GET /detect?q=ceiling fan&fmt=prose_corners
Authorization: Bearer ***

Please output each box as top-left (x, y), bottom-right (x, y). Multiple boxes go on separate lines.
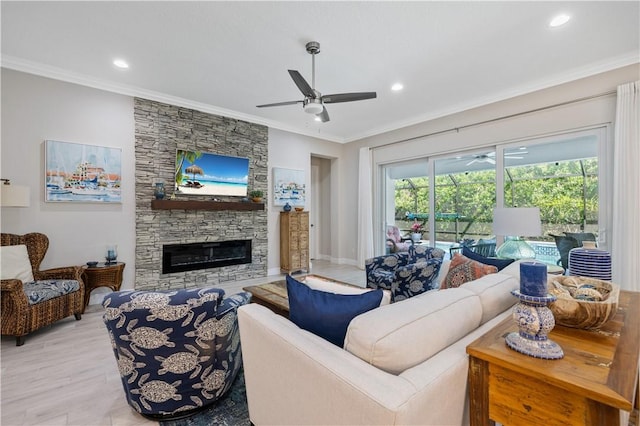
top-left (256, 41), bottom-right (377, 123)
top-left (466, 150), bottom-right (528, 166)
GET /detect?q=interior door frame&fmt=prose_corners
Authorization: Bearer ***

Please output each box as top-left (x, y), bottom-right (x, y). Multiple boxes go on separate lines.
top-left (310, 163), bottom-right (320, 259)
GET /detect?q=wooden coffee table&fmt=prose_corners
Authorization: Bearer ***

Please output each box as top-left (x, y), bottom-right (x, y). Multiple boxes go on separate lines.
top-left (243, 275), bottom-right (355, 317)
top-left (466, 290), bottom-right (639, 426)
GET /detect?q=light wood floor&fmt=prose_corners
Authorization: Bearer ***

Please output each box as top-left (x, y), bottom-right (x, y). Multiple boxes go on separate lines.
top-left (0, 260), bottom-right (365, 426)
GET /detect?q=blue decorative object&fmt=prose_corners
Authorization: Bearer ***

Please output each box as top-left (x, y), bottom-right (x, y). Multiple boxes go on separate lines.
top-left (105, 245), bottom-right (118, 264)
top-left (519, 261), bottom-right (547, 297)
top-left (505, 290), bottom-right (564, 360)
top-left (102, 287), bottom-right (251, 419)
top-left (283, 202), bottom-right (292, 212)
top-left (154, 182), bottom-right (166, 200)
top-left (568, 247), bottom-right (612, 281)
top-left (286, 275), bottom-right (382, 347)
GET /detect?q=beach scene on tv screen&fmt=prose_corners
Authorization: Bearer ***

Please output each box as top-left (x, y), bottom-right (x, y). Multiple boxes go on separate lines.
top-left (175, 150), bottom-right (249, 197)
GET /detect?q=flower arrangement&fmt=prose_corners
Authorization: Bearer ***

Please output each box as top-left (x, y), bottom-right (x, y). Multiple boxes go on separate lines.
top-left (411, 222), bottom-right (424, 233)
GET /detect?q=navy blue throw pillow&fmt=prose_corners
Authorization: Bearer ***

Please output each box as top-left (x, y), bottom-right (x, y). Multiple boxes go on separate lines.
top-left (286, 275), bottom-right (383, 347)
top-left (462, 246), bottom-right (514, 271)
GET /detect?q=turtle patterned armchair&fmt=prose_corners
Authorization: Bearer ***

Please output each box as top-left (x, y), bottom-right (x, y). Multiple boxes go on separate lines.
top-left (102, 288), bottom-right (251, 419)
top-left (1, 232), bottom-right (84, 346)
top-left (366, 245), bottom-right (445, 301)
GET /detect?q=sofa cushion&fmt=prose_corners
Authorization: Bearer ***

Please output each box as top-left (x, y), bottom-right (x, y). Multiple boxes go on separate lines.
top-left (286, 275), bottom-right (383, 347)
top-left (442, 254), bottom-right (498, 289)
top-left (0, 244), bottom-right (34, 283)
top-left (301, 275), bottom-right (391, 306)
top-left (24, 279), bottom-right (80, 305)
top-left (462, 246), bottom-right (514, 271)
top-left (460, 273), bottom-right (519, 324)
top-left (344, 287), bottom-right (482, 374)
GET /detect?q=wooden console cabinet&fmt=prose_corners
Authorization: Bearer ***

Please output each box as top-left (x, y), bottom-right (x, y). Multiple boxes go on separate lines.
top-left (280, 211), bottom-right (309, 274)
top-left (467, 290), bottom-right (639, 426)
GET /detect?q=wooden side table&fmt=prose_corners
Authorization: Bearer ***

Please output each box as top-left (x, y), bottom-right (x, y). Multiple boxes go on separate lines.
top-left (466, 290), bottom-right (639, 426)
top-left (81, 262), bottom-right (125, 312)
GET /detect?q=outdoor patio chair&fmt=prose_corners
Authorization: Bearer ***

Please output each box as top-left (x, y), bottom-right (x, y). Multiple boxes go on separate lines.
top-left (386, 225), bottom-right (413, 253)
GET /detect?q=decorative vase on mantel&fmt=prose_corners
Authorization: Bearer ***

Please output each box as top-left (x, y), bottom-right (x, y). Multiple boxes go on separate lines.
top-left (154, 182), bottom-right (166, 200)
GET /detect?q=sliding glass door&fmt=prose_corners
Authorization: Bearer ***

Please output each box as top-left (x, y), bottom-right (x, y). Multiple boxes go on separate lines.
top-left (375, 127), bottom-right (606, 265)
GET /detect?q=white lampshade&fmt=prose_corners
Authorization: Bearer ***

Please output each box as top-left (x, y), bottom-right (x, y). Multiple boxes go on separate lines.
top-left (1, 184), bottom-right (31, 207)
top-left (492, 207), bottom-right (541, 237)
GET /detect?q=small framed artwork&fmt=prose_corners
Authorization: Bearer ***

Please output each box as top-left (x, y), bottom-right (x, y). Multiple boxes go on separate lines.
top-left (44, 140), bottom-right (122, 203)
top-left (273, 167), bottom-right (305, 206)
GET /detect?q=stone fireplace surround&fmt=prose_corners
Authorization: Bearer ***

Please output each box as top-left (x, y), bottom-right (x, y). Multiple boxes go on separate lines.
top-left (134, 98), bottom-right (268, 291)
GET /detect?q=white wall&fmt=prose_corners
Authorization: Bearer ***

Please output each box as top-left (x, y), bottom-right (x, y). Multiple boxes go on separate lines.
top-left (339, 64), bottom-right (640, 270)
top-left (1, 69), bottom-right (136, 304)
top-left (266, 128), bottom-right (343, 274)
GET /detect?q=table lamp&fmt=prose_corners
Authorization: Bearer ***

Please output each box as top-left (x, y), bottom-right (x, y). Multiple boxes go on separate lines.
top-left (1, 179), bottom-right (30, 207)
top-left (492, 207), bottom-right (541, 259)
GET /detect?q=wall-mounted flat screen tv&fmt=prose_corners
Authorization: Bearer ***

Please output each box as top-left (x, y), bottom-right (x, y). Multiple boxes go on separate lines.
top-left (175, 150), bottom-right (249, 197)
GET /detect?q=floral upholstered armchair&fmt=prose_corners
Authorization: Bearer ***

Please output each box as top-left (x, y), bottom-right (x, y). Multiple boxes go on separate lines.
top-left (102, 287), bottom-right (251, 419)
top-left (1, 232), bottom-right (84, 346)
top-left (365, 245), bottom-right (445, 301)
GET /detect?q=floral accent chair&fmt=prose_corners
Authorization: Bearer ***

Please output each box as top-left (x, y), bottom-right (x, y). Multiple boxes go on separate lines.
top-left (1, 232), bottom-right (84, 346)
top-left (365, 245), bottom-right (445, 302)
top-left (102, 288), bottom-right (251, 419)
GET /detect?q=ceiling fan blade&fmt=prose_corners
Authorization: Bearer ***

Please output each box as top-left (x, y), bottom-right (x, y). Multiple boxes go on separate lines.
top-left (288, 70), bottom-right (315, 98)
top-left (322, 92), bottom-right (377, 104)
top-left (317, 107), bottom-right (330, 123)
top-left (256, 100), bottom-right (303, 108)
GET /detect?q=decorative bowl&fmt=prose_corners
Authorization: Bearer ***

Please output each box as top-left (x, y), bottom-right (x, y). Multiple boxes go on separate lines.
top-left (547, 276), bottom-right (619, 329)
top-left (86, 261), bottom-right (99, 268)
top-left (294, 207), bottom-right (304, 212)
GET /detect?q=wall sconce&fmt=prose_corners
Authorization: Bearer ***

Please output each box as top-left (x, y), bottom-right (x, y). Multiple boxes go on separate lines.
top-left (1, 179), bottom-right (31, 207)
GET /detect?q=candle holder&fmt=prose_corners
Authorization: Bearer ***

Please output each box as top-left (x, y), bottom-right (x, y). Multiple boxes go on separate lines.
top-left (105, 245), bottom-right (118, 264)
top-left (505, 290), bottom-right (564, 359)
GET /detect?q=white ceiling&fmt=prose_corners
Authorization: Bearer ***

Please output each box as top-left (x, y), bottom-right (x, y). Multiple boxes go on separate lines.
top-left (2, 1), bottom-right (638, 143)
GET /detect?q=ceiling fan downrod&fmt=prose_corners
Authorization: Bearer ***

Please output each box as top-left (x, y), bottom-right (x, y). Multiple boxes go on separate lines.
top-left (306, 41), bottom-right (320, 90)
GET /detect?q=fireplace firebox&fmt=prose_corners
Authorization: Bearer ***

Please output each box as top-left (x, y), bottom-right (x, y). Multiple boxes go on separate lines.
top-left (162, 240), bottom-right (252, 274)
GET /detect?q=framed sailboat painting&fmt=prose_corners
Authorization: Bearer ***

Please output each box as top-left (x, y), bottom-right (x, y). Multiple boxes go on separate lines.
top-left (44, 140), bottom-right (122, 203)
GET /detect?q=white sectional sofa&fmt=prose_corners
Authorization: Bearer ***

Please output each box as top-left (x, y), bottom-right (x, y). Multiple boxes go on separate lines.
top-left (238, 261), bottom-right (524, 425)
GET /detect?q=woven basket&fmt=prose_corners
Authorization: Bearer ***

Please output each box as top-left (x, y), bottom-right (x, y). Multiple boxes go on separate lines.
top-left (548, 276), bottom-right (619, 329)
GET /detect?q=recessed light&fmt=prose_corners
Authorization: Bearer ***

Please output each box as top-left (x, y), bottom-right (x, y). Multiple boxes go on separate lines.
top-left (391, 83), bottom-right (403, 91)
top-left (113, 59), bottom-right (129, 69)
top-left (314, 117), bottom-right (321, 122)
top-left (549, 14), bottom-right (570, 27)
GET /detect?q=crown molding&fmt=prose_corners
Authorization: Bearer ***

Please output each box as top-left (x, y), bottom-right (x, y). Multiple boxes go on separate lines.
top-left (1, 55), bottom-right (345, 143)
top-left (343, 52), bottom-right (639, 143)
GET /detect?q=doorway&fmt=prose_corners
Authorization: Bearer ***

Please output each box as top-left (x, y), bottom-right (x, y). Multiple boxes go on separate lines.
top-left (310, 156), bottom-right (332, 261)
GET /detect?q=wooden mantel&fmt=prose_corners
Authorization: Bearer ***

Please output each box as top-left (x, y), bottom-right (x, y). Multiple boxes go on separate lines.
top-left (151, 199), bottom-right (264, 211)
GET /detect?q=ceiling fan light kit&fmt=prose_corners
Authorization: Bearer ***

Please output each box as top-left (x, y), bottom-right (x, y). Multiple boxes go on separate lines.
top-left (303, 98), bottom-right (324, 114)
top-left (256, 41), bottom-right (377, 123)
